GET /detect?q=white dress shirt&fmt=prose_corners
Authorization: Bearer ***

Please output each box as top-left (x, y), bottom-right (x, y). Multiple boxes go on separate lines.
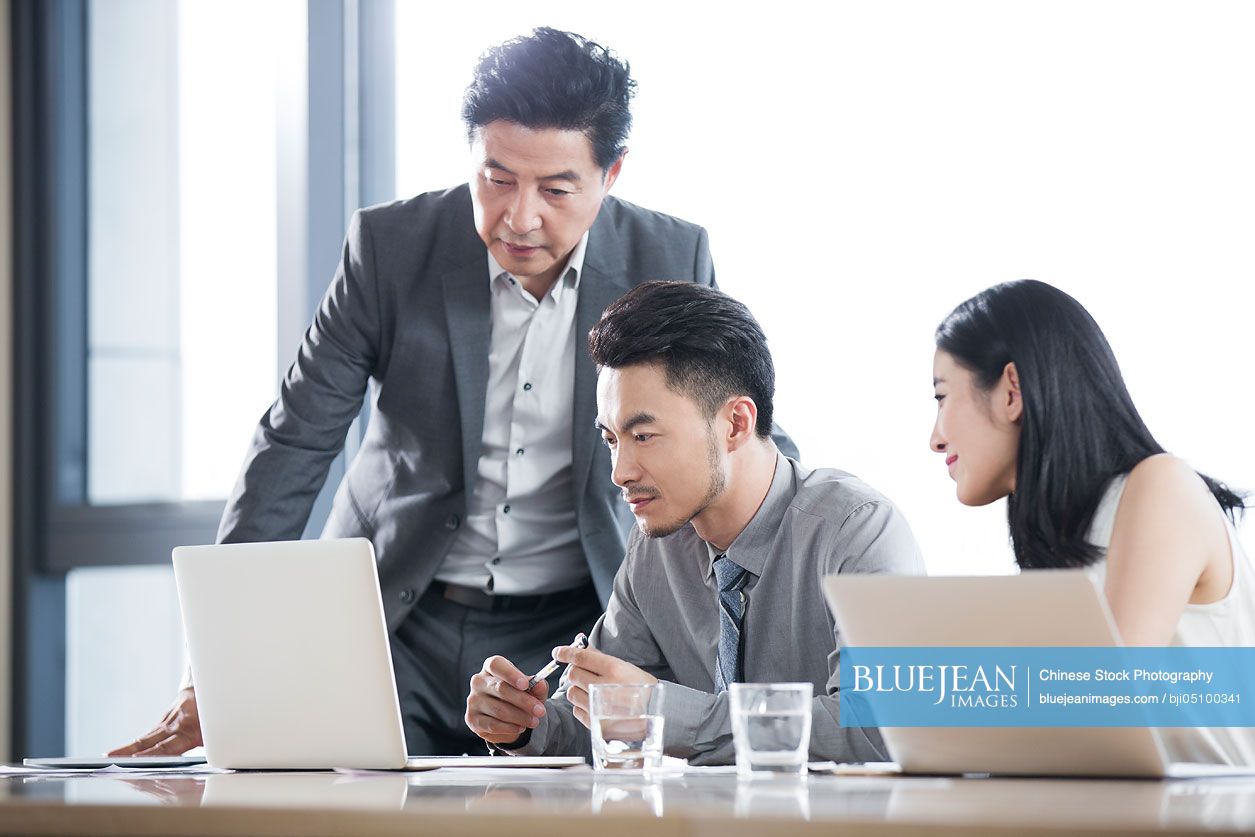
top-left (434, 234), bottom-right (591, 595)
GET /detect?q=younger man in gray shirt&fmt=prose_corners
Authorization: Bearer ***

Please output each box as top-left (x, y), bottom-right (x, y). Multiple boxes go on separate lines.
top-left (465, 282), bottom-right (923, 763)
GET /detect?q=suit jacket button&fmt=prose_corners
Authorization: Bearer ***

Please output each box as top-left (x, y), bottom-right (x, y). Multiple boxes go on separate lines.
top-left (445, 514), bottom-right (461, 531)
top-left (399, 588), bottom-right (415, 604)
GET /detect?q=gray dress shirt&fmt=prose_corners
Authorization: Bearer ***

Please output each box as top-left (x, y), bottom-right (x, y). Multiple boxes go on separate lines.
top-left (435, 233), bottom-right (590, 595)
top-left (510, 452), bottom-right (926, 764)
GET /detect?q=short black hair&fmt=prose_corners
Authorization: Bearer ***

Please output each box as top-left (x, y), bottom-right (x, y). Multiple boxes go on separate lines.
top-left (461, 27), bottom-right (636, 171)
top-left (589, 282), bottom-right (776, 439)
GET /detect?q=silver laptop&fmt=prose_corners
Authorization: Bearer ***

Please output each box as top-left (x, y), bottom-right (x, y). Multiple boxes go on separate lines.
top-left (173, 538), bottom-right (408, 770)
top-left (823, 570), bottom-right (1254, 778)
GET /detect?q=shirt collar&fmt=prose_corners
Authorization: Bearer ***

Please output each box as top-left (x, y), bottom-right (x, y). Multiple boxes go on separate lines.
top-left (486, 231), bottom-right (589, 301)
top-left (702, 452), bottom-right (793, 580)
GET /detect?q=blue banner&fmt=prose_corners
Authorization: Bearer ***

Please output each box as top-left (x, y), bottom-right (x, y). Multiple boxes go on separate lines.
top-left (839, 647), bottom-right (1255, 727)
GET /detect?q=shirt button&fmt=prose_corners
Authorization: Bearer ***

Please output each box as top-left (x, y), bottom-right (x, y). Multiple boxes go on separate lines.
top-left (516, 448), bottom-right (525, 456)
top-left (445, 514), bottom-right (461, 531)
top-left (399, 588), bottom-right (415, 604)
top-left (503, 505), bottom-right (511, 514)
top-left (523, 382), bottom-right (533, 391)
top-left (491, 557), bottom-right (501, 565)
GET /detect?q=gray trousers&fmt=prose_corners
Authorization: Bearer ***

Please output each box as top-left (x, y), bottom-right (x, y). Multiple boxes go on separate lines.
top-left (390, 582), bottom-right (603, 756)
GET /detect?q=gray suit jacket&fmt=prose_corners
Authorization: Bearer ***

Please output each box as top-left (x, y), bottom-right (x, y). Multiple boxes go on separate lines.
top-left (217, 184), bottom-right (797, 631)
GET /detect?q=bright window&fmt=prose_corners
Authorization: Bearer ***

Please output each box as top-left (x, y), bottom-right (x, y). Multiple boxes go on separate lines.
top-left (70, 0), bottom-right (302, 758)
top-left (87, 0), bottom-right (298, 505)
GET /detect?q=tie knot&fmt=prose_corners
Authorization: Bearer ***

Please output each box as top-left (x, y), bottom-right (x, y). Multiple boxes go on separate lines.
top-left (713, 554), bottom-right (749, 593)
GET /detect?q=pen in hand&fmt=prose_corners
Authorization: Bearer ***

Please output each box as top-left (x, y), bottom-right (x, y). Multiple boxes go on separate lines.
top-left (527, 632), bottom-right (588, 691)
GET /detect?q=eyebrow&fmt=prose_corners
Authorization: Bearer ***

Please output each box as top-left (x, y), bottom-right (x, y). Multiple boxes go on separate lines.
top-left (540, 170), bottom-right (582, 183)
top-left (594, 412), bottom-right (657, 434)
top-left (933, 377), bottom-right (945, 386)
top-left (484, 158), bottom-right (582, 183)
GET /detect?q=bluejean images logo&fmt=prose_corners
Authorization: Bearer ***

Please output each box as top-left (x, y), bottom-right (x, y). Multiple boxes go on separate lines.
top-left (838, 647), bottom-right (1255, 728)
top-left (850, 662), bottom-right (1019, 709)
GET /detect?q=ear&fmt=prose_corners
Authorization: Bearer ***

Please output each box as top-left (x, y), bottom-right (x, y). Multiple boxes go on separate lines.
top-left (602, 151), bottom-right (626, 194)
top-left (724, 396), bottom-right (760, 451)
top-left (1002, 362), bottom-right (1023, 423)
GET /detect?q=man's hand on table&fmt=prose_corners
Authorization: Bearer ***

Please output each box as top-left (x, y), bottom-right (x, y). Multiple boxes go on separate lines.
top-left (107, 687), bottom-right (202, 756)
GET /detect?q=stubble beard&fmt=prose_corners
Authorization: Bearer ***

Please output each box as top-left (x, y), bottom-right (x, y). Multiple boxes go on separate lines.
top-left (639, 429), bottom-right (727, 539)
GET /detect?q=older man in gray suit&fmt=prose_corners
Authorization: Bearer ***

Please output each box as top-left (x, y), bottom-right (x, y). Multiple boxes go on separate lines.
top-left (112, 28), bottom-right (795, 757)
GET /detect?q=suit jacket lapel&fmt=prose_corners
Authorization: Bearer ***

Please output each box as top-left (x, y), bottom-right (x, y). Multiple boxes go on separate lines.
top-left (443, 257), bottom-right (492, 499)
top-left (574, 207), bottom-right (630, 504)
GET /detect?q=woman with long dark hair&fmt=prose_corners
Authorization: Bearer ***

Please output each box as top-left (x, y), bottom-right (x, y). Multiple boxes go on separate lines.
top-left (931, 279), bottom-right (1252, 764)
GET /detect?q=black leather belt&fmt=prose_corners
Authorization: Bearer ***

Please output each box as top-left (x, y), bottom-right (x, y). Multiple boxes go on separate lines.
top-left (431, 580), bottom-right (596, 613)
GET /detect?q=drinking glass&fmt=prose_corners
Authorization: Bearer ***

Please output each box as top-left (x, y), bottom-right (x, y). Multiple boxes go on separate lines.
top-left (589, 683), bottom-right (665, 771)
top-left (729, 682), bottom-right (813, 778)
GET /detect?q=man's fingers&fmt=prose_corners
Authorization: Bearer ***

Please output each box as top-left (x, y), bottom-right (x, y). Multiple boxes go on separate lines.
top-left (106, 741), bottom-right (144, 757)
top-left (473, 664), bottom-right (545, 715)
top-left (473, 692), bottom-right (539, 729)
top-left (553, 645), bottom-right (615, 675)
top-left (107, 727), bottom-right (171, 757)
top-left (573, 705), bottom-right (590, 729)
top-left (134, 732), bottom-right (188, 757)
top-left (481, 719), bottom-right (527, 739)
top-left (482, 674), bottom-right (545, 717)
top-left (567, 683), bottom-right (589, 713)
top-left (483, 655), bottom-right (530, 691)
top-left (468, 711), bottom-right (527, 740)
top-left (563, 665), bottom-right (603, 692)
top-left (465, 699), bottom-right (531, 742)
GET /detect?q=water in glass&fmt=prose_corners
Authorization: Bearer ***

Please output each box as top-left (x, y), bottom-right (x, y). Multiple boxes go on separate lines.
top-left (591, 714), bottom-right (664, 770)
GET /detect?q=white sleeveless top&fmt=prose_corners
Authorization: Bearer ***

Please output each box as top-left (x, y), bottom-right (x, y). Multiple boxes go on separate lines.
top-left (1086, 472), bottom-right (1255, 765)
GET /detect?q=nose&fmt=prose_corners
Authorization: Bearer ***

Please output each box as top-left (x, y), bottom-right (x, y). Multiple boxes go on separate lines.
top-left (610, 443), bottom-right (641, 489)
top-left (930, 416), bottom-right (947, 454)
top-left (504, 189), bottom-right (542, 236)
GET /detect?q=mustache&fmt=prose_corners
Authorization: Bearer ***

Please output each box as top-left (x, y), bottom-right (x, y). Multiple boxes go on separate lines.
top-left (623, 488), bottom-right (661, 502)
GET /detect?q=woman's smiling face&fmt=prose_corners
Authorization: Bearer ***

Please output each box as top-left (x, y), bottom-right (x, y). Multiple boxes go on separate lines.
top-left (930, 349), bottom-right (1022, 506)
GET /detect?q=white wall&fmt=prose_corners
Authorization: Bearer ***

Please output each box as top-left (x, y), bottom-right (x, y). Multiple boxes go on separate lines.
top-left (1, 0), bottom-right (14, 763)
top-left (396, 1), bottom-right (1255, 576)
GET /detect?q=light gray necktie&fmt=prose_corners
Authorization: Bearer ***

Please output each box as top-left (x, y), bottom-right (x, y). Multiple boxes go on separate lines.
top-left (713, 554), bottom-right (750, 693)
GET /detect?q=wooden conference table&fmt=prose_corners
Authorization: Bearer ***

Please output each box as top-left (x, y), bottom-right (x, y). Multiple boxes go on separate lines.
top-left (4, 765), bottom-right (1255, 836)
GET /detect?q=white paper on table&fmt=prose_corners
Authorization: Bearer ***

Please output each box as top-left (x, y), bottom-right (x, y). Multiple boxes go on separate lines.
top-left (806, 761), bottom-right (903, 776)
top-left (335, 766), bottom-right (592, 781)
top-left (0, 763), bottom-right (230, 777)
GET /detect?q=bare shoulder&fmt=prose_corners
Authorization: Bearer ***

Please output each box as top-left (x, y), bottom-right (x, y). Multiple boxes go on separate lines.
top-left (1127, 452), bottom-right (1194, 480)
top-left (1124, 454), bottom-right (1214, 510)
top-left (1110, 455), bottom-right (1232, 613)
top-left (1118, 453), bottom-right (1221, 541)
